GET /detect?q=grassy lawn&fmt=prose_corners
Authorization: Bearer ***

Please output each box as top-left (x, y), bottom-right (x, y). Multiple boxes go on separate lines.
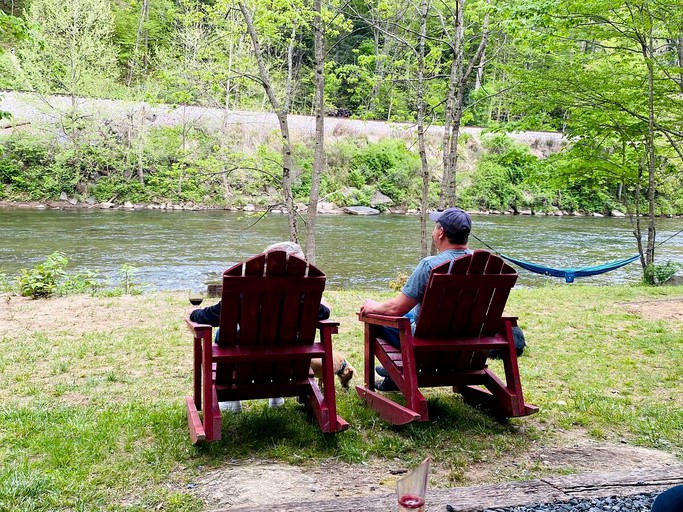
top-left (0, 285), bottom-right (681, 511)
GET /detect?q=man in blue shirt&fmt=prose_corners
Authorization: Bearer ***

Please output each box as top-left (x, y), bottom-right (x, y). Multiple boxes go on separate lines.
top-left (359, 207), bottom-right (472, 390)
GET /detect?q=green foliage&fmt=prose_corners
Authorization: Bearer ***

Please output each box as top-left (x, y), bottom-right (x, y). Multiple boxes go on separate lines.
top-left (16, 252), bottom-right (103, 298)
top-left (14, 254), bottom-right (151, 298)
top-left (118, 264), bottom-right (141, 294)
top-left (17, 252), bottom-right (69, 298)
top-left (0, 271), bottom-right (10, 292)
top-left (643, 261), bottom-right (681, 286)
top-left (350, 139), bottom-right (420, 206)
top-left (388, 271), bottom-right (408, 292)
top-left (462, 135), bottom-right (540, 212)
top-left (17, 0), bottom-right (119, 96)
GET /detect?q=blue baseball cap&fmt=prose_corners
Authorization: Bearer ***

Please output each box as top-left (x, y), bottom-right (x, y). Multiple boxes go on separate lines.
top-left (428, 207), bottom-right (472, 233)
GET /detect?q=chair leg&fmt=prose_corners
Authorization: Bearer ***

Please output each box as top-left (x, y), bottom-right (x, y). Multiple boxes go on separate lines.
top-left (364, 324), bottom-right (377, 390)
top-left (202, 336), bottom-right (221, 441)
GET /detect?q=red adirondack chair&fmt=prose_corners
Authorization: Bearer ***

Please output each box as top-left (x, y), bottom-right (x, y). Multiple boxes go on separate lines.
top-left (185, 250), bottom-right (349, 443)
top-left (356, 250), bottom-right (539, 425)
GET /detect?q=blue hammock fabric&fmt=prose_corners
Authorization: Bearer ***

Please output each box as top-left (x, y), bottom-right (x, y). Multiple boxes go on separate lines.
top-left (499, 254), bottom-right (640, 283)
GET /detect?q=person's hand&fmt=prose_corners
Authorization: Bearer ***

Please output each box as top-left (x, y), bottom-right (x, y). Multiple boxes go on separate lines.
top-left (360, 299), bottom-right (380, 316)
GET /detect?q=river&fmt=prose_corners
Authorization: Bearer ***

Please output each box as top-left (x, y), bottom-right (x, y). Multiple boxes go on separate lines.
top-left (2, 208), bottom-right (682, 291)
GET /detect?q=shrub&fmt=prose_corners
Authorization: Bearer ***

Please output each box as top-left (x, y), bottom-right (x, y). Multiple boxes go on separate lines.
top-left (643, 261), bottom-right (681, 286)
top-left (18, 252), bottom-right (69, 298)
top-left (17, 252), bottom-right (102, 298)
top-left (350, 139), bottom-right (420, 206)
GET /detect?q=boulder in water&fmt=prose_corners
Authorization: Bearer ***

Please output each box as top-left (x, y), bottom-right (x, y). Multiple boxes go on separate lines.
top-left (343, 206), bottom-right (380, 215)
top-left (370, 191), bottom-right (393, 206)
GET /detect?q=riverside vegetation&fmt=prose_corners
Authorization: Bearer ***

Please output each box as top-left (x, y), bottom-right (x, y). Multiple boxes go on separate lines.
top-left (0, 281), bottom-right (681, 511)
top-left (2, 122), bottom-right (683, 217)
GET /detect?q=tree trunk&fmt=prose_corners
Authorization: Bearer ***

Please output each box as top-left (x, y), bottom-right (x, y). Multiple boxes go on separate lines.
top-left (475, 45), bottom-right (485, 90)
top-left (127, 0), bottom-right (149, 86)
top-left (239, 1), bottom-right (298, 242)
top-left (137, 106), bottom-right (145, 185)
top-left (644, 48), bottom-right (656, 267)
top-left (439, 0), bottom-right (464, 210)
top-left (306, 0), bottom-right (325, 264)
top-left (440, 0), bottom-right (490, 208)
top-left (417, 0), bottom-right (430, 257)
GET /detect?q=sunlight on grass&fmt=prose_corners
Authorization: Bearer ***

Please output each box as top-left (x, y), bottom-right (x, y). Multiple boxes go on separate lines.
top-left (0, 286), bottom-right (681, 510)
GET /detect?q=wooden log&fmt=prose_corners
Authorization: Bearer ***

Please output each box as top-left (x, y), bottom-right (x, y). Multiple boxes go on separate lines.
top-left (222, 466), bottom-right (683, 512)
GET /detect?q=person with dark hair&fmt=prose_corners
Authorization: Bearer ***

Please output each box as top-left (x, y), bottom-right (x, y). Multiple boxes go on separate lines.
top-left (360, 208), bottom-right (473, 390)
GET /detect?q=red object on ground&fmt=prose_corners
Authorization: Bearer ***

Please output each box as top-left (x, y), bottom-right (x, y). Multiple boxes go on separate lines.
top-left (356, 250), bottom-right (539, 425)
top-left (185, 250), bottom-right (349, 443)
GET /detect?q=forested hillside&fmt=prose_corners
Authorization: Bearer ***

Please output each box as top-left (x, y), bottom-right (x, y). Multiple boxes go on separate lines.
top-left (1, 1), bottom-right (682, 233)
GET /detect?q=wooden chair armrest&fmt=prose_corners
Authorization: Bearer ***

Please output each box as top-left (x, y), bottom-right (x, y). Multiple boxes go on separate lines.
top-left (318, 318), bottom-right (339, 335)
top-left (357, 313), bottom-right (411, 330)
top-left (318, 319), bottom-right (340, 328)
top-left (185, 317), bottom-right (213, 336)
top-left (501, 316), bottom-right (519, 327)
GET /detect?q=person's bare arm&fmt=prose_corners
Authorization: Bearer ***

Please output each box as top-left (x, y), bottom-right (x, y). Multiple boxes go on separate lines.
top-left (360, 293), bottom-right (417, 317)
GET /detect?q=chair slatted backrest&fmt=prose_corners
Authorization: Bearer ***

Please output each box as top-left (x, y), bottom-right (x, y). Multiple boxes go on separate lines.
top-left (215, 250), bottom-right (326, 387)
top-left (413, 250), bottom-right (517, 373)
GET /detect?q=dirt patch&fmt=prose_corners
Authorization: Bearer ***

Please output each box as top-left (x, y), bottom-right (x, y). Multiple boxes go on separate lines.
top-left (191, 433), bottom-right (682, 510)
top-left (0, 293), bottom-right (182, 337)
top-left (621, 297), bottom-right (683, 324)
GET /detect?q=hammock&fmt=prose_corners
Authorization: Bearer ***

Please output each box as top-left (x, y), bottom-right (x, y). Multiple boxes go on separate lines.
top-left (499, 253), bottom-right (641, 283)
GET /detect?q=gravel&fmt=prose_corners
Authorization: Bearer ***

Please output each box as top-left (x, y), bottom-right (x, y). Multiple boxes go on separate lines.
top-left (481, 493), bottom-right (657, 512)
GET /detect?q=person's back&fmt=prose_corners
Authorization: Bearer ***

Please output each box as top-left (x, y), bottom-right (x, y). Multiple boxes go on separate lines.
top-left (359, 207), bottom-right (472, 390)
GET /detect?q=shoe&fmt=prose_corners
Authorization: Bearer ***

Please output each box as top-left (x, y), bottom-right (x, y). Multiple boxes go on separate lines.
top-left (219, 401), bottom-right (242, 413)
top-left (375, 366), bottom-right (389, 377)
top-left (375, 376), bottom-right (398, 392)
top-left (268, 397), bottom-right (285, 408)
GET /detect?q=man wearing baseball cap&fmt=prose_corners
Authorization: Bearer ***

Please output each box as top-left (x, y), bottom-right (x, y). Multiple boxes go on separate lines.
top-left (360, 207), bottom-right (473, 390)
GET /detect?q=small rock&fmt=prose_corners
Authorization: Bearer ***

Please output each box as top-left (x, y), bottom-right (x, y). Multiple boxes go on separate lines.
top-left (86, 196), bottom-right (97, 205)
top-left (59, 192), bottom-right (68, 201)
top-left (663, 274), bottom-right (683, 286)
top-left (592, 212), bottom-right (604, 217)
top-left (243, 204), bottom-right (255, 212)
top-left (611, 210), bottom-right (626, 217)
top-left (68, 198), bottom-right (77, 205)
top-left (123, 201), bottom-right (134, 209)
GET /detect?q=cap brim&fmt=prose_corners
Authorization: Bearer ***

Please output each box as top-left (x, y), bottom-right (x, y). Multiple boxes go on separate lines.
top-left (428, 211), bottom-right (443, 222)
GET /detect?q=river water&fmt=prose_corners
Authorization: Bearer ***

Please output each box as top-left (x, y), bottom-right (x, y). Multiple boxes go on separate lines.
top-left (2, 208), bottom-right (682, 291)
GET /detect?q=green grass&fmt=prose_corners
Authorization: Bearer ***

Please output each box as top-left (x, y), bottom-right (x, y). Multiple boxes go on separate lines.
top-left (0, 285), bottom-right (681, 511)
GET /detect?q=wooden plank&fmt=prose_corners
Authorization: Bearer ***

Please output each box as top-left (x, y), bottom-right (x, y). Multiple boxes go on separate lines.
top-left (212, 344), bottom-right (326, 361)
top-left (355, 386), bottom-right (421, 425)
top-left (185, 396), bottom-right (206, 444)
top-left (223, 467), bottom-right (683, 512)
